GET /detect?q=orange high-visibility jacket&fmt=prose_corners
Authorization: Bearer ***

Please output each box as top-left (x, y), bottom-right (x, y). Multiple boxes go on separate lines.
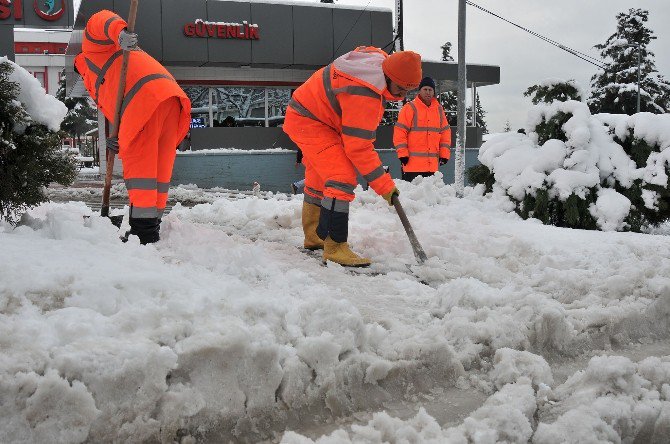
top-left (74, 10), bottom-right (191, 150)
top-left (283, 46), bottom-right (399, 196)
top-left (393, 96), bottom-right (451, 173)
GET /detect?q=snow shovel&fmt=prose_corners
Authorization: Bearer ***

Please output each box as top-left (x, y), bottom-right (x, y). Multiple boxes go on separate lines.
top-left (101, 0), bottom-right (139, 223)
top-left (392, 195), bottom-right (428, 264)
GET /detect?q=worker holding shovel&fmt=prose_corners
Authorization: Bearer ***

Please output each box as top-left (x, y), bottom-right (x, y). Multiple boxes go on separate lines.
top-left (74, 8), bottom-right (191, 244)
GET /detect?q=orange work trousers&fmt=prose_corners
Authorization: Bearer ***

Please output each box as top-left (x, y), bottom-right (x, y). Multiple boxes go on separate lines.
top-left (286, 120), bottom-right (358, 207)
top-left (120, 97), bottom-right (183, 219)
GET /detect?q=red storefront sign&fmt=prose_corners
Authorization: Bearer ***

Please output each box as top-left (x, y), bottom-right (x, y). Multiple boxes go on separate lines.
top-left (0, 0), bottom-right (23, 20)
top-left (184, 19), bottom-right (259, 40)
top-left (1, 0), bottom-right (65, 21)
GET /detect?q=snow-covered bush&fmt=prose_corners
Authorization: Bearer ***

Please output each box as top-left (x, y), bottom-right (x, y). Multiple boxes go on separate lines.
top-left (0, 57), bottom-right (76, 225)
top-left (471, 82), bottom-right (670, 232)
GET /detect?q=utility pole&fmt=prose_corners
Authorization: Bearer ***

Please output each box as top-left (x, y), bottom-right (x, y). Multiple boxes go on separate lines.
top-left (455, 0), bottom-right (467, 198)
top-left (394, 0), bottom-right (404, 52)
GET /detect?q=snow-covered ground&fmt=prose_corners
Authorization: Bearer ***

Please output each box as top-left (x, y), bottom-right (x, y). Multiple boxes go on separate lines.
top-left (2, 175), bottom-right (670, 443)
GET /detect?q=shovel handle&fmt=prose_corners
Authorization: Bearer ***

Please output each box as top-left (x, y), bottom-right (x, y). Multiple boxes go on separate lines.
top-left (392, 195), bottom-right (428, 264)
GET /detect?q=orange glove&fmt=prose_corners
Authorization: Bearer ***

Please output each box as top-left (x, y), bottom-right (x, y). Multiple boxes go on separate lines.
top-left (382, 187), bottom-right (399, 206)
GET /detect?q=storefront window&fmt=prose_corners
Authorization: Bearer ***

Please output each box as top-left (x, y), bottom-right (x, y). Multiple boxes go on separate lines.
top-left (182, 86), bottom-right (211, 125)
top-left (181, 85), bottom-right (291, 128)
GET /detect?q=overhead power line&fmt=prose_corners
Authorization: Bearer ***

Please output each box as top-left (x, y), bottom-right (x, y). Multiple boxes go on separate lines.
top-left (466, 1), bottom-right (607, 70)
top-left (334, 0), bottom-right (374, 55)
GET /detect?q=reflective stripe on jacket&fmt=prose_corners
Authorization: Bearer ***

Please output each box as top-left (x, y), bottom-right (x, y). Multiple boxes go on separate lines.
top-left (74, 10), bottom-right (191, 149)
top-left (283, 46), bottom-right (398, 196)
top-left (393, 96), bottom-right (451, 173)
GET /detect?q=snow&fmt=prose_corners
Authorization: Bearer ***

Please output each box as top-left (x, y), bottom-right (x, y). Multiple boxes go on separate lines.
top-left (1, 57), bottom-right (67, 132)
top-left (178, 147), bottom-right (292, 155)
top-left (479, 101), bottom-right (670, 229)
top-left (589, 188), bottom-right (631, 231)
top-left (2, 174), bottom-right (670, 442)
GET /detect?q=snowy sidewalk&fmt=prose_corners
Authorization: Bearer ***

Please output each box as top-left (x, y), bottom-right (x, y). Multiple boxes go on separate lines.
top-left (2, 176), bottom-right (670, 443)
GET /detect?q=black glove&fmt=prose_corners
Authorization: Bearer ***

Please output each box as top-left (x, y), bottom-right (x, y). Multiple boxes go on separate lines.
top-left (399, 156), bottom-right (409, 166)
top-left (439, 157), bottom-right (449, 166)
top-left (106, 137), bottom-right (119, 154)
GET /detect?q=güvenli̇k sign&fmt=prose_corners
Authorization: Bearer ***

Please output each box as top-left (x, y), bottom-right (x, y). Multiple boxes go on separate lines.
top-left (184, 19), bottom-right (259, 40)
top-left (0, 0), bottom-right (66, 21)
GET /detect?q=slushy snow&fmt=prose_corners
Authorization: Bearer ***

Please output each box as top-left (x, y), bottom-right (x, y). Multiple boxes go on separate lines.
top-left (2, 174), bottom-right (670, 442)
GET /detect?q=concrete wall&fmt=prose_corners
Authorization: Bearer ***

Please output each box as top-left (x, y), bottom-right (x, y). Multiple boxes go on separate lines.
top-left (191, 126), bottom-right (484, 151)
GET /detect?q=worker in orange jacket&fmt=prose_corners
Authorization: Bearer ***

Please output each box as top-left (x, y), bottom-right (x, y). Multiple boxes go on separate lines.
top-left (283, 46), bottom-right (422, 267)
top-left (394, 77), bottom-right (451, 182)
top-left (74, 10), bottom-right (191, 244)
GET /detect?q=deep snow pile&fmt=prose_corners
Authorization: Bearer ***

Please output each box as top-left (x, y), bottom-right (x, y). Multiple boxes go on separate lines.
top-left (479, 103), bottom-right (670, 231)
top-left (1, 175), bottom-right (670, 442)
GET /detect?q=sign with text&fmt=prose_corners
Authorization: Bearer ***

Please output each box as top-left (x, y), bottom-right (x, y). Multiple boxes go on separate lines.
top-left (184, 19), bottom-right (259, 40)
top-left (190, 117), bottom-right (206, 129)
top-left (1, 0), bottom-right (66, 21)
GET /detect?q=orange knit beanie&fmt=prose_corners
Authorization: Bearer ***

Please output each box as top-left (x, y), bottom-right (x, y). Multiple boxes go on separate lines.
top-left (382, 51), bottom-right (422, 90)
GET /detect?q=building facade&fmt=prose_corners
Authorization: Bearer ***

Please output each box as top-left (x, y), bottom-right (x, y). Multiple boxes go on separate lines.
top-left (13, 28), bottom-right (70, 95)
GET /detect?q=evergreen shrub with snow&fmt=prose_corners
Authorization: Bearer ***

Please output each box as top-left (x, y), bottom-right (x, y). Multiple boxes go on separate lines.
top-left (0, 58), bottom-right (76, 225)
top-left (471, 78), bottom-right (670, 232)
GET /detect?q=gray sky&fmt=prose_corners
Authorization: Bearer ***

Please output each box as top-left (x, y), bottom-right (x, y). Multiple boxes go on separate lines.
top-left (329, 0), bottom-right (670, 132)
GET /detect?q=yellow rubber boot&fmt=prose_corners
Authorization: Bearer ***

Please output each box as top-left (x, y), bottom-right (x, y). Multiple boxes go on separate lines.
top-left (323, 236), bottom-right (371, 267)
top-left (302, 202), bottom-right (324, 250)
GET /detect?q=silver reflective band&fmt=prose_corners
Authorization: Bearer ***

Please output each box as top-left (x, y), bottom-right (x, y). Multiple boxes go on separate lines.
top-left (304, 193), bottom-right (322, 206)
top-left (440, 143), bottom-right (450, 148)
top-left (364, 165), bottom-right (385, 183)
top-left (85, 29), bottom-right (114, 45)
top-left (120, 74), bottom-right (173, 118)
top-left (333, 86), bottom-right (380, 99)
top-left (409, 152), bottom-right (440, 158)
top-left (395, 122), bottom-right (410, 131)
top-left (95, 50), bottom-right (124, 100)
top-left (104, 15), bottom-right (123, 40)
top-left (305, 186), bottom-right (324, 198)
top-left (321, 197), bottom-right (350, 213)
top-left (413, 126), bottom-right (444, 132)
top-left (84, 58), bottom-right (103, 76)
top-left (342, 126), bottom-right (376, 140)
top-left (157, 208), bottom-right (165, 219)
top-left (394, 143), bottom-right (408, 149)
top-left (157, 182), bottom-right (170, 193)
top-left (323, 65), bottom-right (342, 117)
top-left (130, 206), bottom-right (159, 218)
top-left (125, 178), bottom-right (157, 190)
top-left (324, 180), bottom-right (355, 195)
top-left (288, 98), bottom-right (319, 121)
top-left (409, 102), bottom-right (418, 127)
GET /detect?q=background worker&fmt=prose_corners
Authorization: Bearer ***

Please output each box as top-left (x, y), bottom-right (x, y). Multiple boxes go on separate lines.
top-left (393, 76), bottom-right (451, 182)
top-left (74, 10), bottom-right (191, 244)
top-left (283, 46), bottom-right (422, 267)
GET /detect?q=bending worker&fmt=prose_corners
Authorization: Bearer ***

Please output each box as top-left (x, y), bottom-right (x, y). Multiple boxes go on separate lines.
top-left (283, 46), bottom-right (422, 267)
top-left (394, 76), bottom-right (451, 182)
top-left (74, 10), bottom-right (191, 244)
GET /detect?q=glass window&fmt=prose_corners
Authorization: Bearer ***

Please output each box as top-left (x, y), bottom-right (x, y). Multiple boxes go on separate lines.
top-left (213, 86), bottom-right (267, 127)
top-left (181, 85), bottom-right (292, 128)
top-left (266, 88), bottom-right (291, 127)
top-left (33, 72), bottom-right (46, 88)
top-left (182, 85), bottom-right (211, 126)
